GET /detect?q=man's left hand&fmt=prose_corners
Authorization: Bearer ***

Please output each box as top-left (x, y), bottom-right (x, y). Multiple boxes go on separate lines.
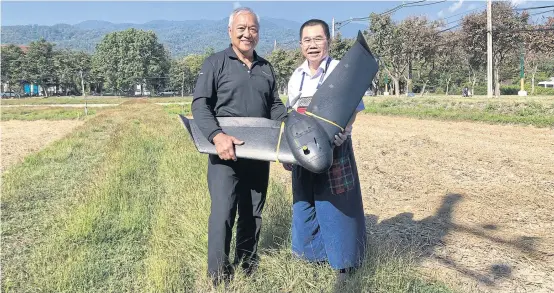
top-left (333, 132), bottom-right (348, 146)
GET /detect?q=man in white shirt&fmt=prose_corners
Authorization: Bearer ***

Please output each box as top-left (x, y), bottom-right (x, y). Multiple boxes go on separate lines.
top-left (284, 19), bottom-right (367, 286)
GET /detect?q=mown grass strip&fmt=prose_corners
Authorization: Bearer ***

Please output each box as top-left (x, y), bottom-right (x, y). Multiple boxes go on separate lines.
top-left (363, 98), bottom-right (554, 127)
top-left (1, 107), bottom-right (97, 121)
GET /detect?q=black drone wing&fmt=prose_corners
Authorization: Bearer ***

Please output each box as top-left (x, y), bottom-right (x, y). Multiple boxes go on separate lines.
top-left (179, 115), bottom-right (296, 164)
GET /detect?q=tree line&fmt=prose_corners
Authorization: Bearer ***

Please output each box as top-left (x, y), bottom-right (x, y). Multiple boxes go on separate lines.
top-left (2, 2), bottom-right (553, 97)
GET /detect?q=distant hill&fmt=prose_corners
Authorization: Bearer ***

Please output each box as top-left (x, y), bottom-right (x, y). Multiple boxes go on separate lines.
top-left (0, 18), bottom-right (367, 58)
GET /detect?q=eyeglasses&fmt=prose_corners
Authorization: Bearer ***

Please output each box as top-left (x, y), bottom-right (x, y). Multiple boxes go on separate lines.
top-left (300, 37), bottom-right (327, 46)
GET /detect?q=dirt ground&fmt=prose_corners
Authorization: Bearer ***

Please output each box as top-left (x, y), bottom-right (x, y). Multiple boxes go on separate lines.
top-left (0, 120), bottom-right (84, 173)
top-left (272, 115), bottom-right (553, 293)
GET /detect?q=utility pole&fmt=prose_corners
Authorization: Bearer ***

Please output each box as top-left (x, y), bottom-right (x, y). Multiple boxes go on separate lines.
top-left (331, 17), bottom-right (335, 39)
top-left (274, 39), bottom-right (277, 51)
top-left (81, 70), bottom-right (87, 116)
top-left (487, 0), bottom-right (493, 98)
top-left (518, 42), bottom-right (527, 96)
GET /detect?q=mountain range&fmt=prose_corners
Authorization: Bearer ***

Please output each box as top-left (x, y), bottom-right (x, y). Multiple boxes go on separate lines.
top-left (1, 18), bottom-right (368, 58)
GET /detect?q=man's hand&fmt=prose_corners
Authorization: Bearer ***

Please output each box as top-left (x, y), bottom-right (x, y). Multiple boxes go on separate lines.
top-left (282, 163), bottom-right (293, 171)
top-left (212, 133), bottom-right (244, 161)
top-left (333, 131), bottom-right (348, 146)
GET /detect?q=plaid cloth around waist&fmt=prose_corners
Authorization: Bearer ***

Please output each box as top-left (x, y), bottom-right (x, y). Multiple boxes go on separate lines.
top-left (327, 138), bottom-right (355, 195)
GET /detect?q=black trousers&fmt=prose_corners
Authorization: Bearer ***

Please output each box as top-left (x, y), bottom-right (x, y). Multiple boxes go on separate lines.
top-left (206, 155), bottom-right (270, 278)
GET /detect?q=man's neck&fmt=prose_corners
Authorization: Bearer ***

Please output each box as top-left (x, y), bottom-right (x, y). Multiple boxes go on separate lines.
top-left (308, 56), bottom-right (328, 75)
top-left (232, 46), bottom-right (254, 64)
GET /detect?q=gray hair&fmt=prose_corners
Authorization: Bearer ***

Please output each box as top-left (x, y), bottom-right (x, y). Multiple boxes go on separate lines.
top-left (228, 7), bottom-right (260, 28)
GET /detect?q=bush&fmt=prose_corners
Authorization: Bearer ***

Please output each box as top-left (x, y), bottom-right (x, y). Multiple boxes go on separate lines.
top-left (472, 86), bottom-right (487, 95)
top-left (500, 85), bottom-right (520, 95)
top-left (533, 86), bottom-right (554, 96)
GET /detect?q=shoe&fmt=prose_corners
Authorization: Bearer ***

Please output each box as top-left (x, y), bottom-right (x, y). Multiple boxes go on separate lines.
top-left (335, 267), bottom-right (356, 287)
top-left (209, 264), bottom-right (235, 288)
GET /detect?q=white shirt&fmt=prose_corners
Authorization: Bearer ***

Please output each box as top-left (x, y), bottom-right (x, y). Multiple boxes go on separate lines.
top-left (286, 56), bottom-right (365, 135)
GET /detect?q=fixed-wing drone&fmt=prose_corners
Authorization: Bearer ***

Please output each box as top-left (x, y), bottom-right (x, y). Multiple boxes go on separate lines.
top-left (179, 31), bottom-right (379, 174)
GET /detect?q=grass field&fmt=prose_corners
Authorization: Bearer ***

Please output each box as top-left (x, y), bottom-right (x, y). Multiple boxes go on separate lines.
top-left (1, 107), bottom-right (97, 121)
top-left (1, 96), bottom-right (192, 105)
top-left (361, 96), bottom-right (554, 128)
top-left (1, 100), bottom-right (455, 293)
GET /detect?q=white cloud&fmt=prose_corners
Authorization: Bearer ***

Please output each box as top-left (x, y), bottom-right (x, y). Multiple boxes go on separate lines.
top-left (448, 0), bottom-right (464, 13)
top-left (437, 10), bottom-right (444, 17)
top-left (511, 0), bottom-right (527, 6)
top-left (233, 1), bottom-right (241, 9)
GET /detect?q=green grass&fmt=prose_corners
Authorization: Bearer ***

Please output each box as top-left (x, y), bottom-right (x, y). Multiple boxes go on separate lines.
top-left (1, 96), bottom-right (192, 105)
top-left (362, 96), bottom-right (554, 128)
top-left (1, 100), bottom-right (456, 293)
top-left (163, 103), bottom-right (191, 115)
top-left (1, 107), bottom-right (97, 120)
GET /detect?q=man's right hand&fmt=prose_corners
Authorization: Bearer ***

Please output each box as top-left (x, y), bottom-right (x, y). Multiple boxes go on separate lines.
top-left (212, 133), bottom-right (244, 161)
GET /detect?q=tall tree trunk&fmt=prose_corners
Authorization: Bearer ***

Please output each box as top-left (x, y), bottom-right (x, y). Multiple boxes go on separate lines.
top-left (531, 64), bottom-right (538, 95)
top-left (393, 77), bottom-right (400, 97)
top-left (471, 73), bottom-right (477, 96)
top-left (445, 75), bottom-right (451, 96)
top-left (494, 65), bottom-right (500, 97)
top-left (420, 80), bottom-right (428, 97)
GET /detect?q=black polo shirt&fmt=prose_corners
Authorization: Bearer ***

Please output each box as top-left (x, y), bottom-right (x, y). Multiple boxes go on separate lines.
top-left (191, 45), bottom-right (287, 143)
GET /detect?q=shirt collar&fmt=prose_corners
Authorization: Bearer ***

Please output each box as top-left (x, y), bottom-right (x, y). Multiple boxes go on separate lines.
top-left (298, 55), bottom-right (331, 76)
top-left (225, 44), bottom-right (260, 62)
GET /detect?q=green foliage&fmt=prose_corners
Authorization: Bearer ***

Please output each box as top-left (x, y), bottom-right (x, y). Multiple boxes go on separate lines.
top-left (534, 86), bottom-right (554, 96)
top-left (0, 19), bottom-right (299, 58)
top-left (363, 96), bottom-right (554, 127)
top-left (330, 34), bottom-right (354, 60)
top-left (23, 39), bottom-right (56, 96)
top-left (92, 28), bottom-right (170, 93)
top-left (500, 85), bottom-right (520, 95)
top-left (267, 48), bottom-right (302, 93)
top-left (1, 45), bottom-right (25, 92)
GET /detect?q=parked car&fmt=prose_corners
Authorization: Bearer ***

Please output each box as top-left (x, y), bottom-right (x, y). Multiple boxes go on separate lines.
top-left (1, 91), bottom-right (21, 99)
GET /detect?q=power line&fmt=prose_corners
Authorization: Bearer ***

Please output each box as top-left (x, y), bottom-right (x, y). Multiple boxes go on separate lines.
top-left (515, 5), bottom-right (554, 11)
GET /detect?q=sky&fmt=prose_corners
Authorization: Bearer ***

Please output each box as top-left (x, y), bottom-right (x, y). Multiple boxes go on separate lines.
top-left (1, 0), bottom-right (553, 28)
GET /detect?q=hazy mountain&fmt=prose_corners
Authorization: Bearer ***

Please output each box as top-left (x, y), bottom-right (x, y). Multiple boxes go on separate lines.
top-left (1, 18), bottom-right (367, 58)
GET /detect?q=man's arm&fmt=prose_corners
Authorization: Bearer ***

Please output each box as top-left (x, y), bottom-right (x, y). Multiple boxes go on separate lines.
top-left (268, 64), bottom-right (287, 121)
top-left (191, 59), bottom-right (223, 143)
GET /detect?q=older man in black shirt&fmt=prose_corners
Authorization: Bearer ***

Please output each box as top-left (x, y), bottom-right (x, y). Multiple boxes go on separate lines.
top-left (191, 7), bottom-right (287, 285)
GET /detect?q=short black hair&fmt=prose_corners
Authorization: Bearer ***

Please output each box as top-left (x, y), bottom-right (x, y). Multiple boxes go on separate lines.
top-left (299, 19), bottom-right (330, 40)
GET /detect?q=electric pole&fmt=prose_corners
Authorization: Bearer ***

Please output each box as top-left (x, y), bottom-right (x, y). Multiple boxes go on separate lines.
top-left (518, 42), bottom-right (527, 96)
top-left (487, 0), bottom-right (493, 98)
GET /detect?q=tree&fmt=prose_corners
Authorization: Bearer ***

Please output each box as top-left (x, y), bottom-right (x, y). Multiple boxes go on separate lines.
top-left (1, 45), bottom-right (25, 93)
top-left (53, 49), bottom-right (91, 95)
top-left (23, 39), bottom-right (55, 97)
top-left (399, 16), bottom-right (441, 95)
top-left (329, 33), bottom-right (354, 60)
top-left (435, 31), bottom-right (465, 95)
top-left (368, 13), bottom-right (408, 96)
top-left (92, 28), bottom-right (170, 94)
top-left (168, 59), bottom-right (191, 96)
top-left (523, 16), bottom-right (554, 94)
top-left (267, 48), bottom-right (301, 94)
top-left (462, 2), bottom-right (527, 96)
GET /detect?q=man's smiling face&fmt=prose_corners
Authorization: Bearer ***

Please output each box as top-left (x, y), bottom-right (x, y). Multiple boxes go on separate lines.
top-left (228, 12), bottom-right (259, 56)
top-left (300, 24), bottom-right (329, 65)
